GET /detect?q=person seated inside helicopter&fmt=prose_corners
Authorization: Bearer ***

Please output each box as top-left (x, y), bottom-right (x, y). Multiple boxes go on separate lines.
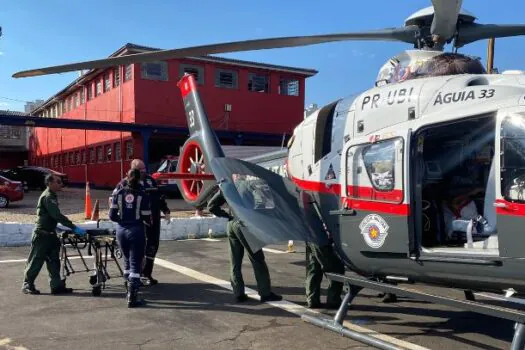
top-left (376, 51), bottom-right (487, 86)
top-left (441, 185), bottom-right (491, 245)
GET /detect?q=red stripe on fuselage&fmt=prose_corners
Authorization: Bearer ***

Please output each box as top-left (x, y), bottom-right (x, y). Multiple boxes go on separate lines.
top-left (495, 199), bottom-right (525, 217)
top-left (290, 176), bottom-right (408, 216)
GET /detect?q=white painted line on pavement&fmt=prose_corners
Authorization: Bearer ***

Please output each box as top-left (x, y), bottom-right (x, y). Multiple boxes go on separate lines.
top-left (0, 337), bottom-right (28, 350)
top-left (0, 256), bottom-right (94, 264)
top-left (154, 257), bottom-right (430, 350)
top-left (262, 248), bottom-right (287, 254)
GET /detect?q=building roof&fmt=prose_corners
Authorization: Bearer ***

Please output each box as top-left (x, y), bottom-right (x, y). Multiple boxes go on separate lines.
top-left (33, 43), bottom-right (318, 114)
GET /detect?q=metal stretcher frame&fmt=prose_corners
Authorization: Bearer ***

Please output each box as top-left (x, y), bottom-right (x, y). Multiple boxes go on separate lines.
top-left (58, 225), bottom-right (123, 296)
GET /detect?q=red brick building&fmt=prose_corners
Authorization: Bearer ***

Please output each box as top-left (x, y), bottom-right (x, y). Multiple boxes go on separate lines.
top-left (30, 43), bottom-right (317, 188)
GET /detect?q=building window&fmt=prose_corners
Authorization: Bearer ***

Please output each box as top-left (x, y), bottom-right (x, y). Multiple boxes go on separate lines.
top-left (104, 73), bottom-right (111, 92)
top-left (125, 140), bottom-right (133, 160)
top-left (115, 142), bottom-right (121, 161)
top-left (179, 64), bottom-right (204, 84)
top-left (75, 93), bottom-right (80, 108)
top-left (141, 61), bottom-right (168, 81)
top-left (279, 78), bottom-right (299, 96)
top-left (59, 101), bottom-right (63, 116)
top-left (75, 151), bottom-right (81, 164)
top-left (124, 64), bottom-right (132, 82)
top-left (69, 152), bottom-right (74, 165)
top-left (90, 148), bottom-right (95, 163)
top-left (69, 97), bottom-right (73, 111)
top-left (215, 69), bottom-right (238, 89)
top-left (106, 144), bottom-right (112, 162)
top-left (63, 153), bottom-right (68, 166)
top-left (96, 80), bottom-right (102, 96)
top-left (81, 150), bottom-right (86, 164)
top-left (114, 68), bottom-right (120, 87)
top-left (87, 84), bottom-right (93, 101)
top-left (248, 73), bottom-right (269, 93)
top-left (80, 89), bottom-right (85, 104)
top-left (97, 146), bottom-right (103, 163)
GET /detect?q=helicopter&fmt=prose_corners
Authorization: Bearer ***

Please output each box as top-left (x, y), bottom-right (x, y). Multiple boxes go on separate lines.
top-left (12, 1), bottom-right (525, 348)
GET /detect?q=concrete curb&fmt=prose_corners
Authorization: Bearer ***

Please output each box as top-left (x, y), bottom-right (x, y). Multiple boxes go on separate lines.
top-left (0, 216), bottom-right (228, 247)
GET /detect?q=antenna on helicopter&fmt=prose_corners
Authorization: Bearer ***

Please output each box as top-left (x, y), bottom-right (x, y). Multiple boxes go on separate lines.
top-left (487, 38), bottom-right (495, 74)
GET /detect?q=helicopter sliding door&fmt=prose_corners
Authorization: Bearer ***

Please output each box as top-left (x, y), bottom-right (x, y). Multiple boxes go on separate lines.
top-left (338, 134), bottom-right (408, 266)
top-left (496, 113), bottom-right (525, 258)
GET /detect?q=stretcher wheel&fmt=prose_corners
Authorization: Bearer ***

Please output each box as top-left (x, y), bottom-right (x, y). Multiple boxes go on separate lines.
top-left (89, 275), bottom-right (97, 285)
top-left (92, 286), bottom-right (102, 297)
top-left (115, 248), bottom-right (122, 259)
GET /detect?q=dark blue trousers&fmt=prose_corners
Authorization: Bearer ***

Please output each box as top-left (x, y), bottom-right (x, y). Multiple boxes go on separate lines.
top-left (116, 224), bottom-right (146, 280)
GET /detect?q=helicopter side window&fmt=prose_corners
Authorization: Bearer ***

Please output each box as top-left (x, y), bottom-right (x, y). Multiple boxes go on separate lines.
top-left (346, 138), bottom-right (404, 203)
top-left (501, 115), bottom-right (525, 203)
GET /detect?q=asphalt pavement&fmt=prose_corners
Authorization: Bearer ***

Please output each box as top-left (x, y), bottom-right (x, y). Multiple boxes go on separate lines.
top-left (0, 239), bottom-right (520, 350)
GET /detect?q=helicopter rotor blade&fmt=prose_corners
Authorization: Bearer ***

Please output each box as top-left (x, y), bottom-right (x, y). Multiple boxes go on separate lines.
top-left (12, 27), bottom-right (421, 78)
top-left (455, 23), bottom-right (525, 47)
top-left (430, 0), bottom-right (463, 43)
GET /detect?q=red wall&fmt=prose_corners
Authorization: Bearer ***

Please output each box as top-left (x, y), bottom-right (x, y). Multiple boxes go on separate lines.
top-left (30, 58), bottom-right (309, 188)
top-left (134, 59), bottom-right (306, 134)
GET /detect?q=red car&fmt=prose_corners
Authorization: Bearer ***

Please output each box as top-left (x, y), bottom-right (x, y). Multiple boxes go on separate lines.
top-left (0, 175), bottom-right (24, 208)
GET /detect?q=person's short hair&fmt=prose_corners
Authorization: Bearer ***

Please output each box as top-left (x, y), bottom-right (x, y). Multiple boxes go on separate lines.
top-left (130, 159), bottom-right (145, 170)
top-left (44, 174), bottom-right (56, 186)
top-left (421, 52), bottom-right (487, 78)
top-left (126, 168), bottom-right (142, 190)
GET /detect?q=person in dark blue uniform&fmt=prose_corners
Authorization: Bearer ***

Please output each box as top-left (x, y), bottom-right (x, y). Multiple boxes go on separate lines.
top-left (109, 169), bottom-right (152, 308)
top-left (110, 159), bottom-right (170, 286)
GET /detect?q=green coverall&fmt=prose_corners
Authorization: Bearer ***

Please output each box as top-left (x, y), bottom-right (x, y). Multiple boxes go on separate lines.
top-left (207, 188), bottom-right (272, 299)
top-left (22, 188), bottom-right (76, 291)
top-left (305, 242), bottom-right (345, 308)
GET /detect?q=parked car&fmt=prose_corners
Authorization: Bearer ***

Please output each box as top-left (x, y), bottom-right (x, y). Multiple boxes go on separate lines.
top-left (0, 166), bottom-right (68, 190)
top-left (151, 156), bottom-right (181, 198)
top-left (0, 175), bottom-right (24, 208)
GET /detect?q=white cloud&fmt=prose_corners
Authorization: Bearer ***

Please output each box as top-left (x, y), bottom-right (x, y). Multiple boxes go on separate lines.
top-left (0, 51), bottom-right (4, 55)
top-left (0, 102), bottom-right (9, 107)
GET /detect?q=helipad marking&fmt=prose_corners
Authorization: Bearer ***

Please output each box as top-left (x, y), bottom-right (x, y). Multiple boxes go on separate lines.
top-left (154, 257), bottom-right (429, 350)
top-left (262, 248), bottom-right (287, 254)
top-left (0, 256), bottom-right (94, 264)
top-left (0, 338), bottom-right (28, 350)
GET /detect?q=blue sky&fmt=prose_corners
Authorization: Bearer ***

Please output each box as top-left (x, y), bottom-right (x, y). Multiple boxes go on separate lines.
top-left (1, 0), bottom-right (525, 112)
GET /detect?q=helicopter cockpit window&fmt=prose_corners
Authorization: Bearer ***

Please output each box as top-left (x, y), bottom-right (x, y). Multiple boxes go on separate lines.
top-left (232, 173), bottom-right (275, 210)
top-left (346, 138), bottom-right (404, 203)
top-left (501, 115), bottom-right (525, 203)
top-left (362, 141), bottom-right (396, 191)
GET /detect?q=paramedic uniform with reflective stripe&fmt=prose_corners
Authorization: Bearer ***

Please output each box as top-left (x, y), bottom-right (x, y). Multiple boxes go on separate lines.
top-left (109, 187), bottom-right (151, 286)
top-left (111, 175), bottom-right (169, 279)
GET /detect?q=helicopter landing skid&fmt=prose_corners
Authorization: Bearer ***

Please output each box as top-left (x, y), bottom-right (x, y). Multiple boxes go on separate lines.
top-left (302, 273), bottom-right (525, 350)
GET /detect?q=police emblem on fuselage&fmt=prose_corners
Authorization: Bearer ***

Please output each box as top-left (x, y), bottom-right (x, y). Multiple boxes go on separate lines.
top-left (359, 214), bottom-right (389, 249)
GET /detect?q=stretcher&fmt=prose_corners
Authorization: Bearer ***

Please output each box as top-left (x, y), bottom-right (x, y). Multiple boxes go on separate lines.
top-left (57, 224), bottom-right (123, 296)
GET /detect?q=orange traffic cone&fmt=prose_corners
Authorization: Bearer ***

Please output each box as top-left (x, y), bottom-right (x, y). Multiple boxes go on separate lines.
top-left (90, 199), bottom-right (99, 221)
top-left (85, 182), bottom-right (92, 220)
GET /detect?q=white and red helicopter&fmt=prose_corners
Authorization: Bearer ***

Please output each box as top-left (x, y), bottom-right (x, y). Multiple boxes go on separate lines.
top-left (13, 1), bottom-right (525, 348)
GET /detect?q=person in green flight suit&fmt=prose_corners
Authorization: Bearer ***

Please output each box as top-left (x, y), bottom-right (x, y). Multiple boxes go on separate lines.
top-left (305, 241), bottom-right (346, 309)
top-left (21, 174), bottom-right (87, 295)
top-left (207, 175), bottom-right (282, 303)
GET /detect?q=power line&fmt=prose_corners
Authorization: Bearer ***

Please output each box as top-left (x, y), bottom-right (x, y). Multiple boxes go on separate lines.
top-left (0, 96), bottom-right (32, 103)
